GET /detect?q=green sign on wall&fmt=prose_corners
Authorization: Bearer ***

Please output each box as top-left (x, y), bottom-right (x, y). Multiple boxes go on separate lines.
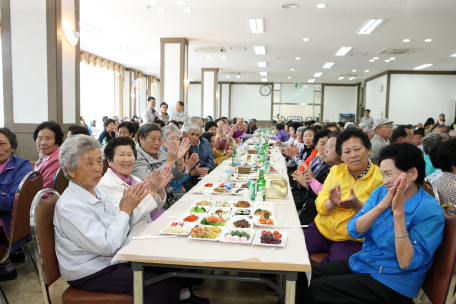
top-left (294, 83), bottom-right (301, 89)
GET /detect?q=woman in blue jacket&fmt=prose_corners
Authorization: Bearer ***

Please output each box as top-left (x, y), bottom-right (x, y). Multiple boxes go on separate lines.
top-left (296, 143), bottom-right (444, 304)
top-left (0, 128), bottom-right (33, 281)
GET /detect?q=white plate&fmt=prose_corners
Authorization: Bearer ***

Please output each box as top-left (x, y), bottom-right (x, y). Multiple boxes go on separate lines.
top-left (186, 205), bottom-right (210, 215)
top-left (253, 202), bottom-right (274, 210)
top-left (199, 216), bottom-right (230, 227)
top-left (213, 200), bottom-right (233, 208)
top-left (188, 226), bottom-right (225, 241)
top-left (159, 222), bottom-right (195, 235)
top-left (220, 228), bottom-right (255, 244)
top-left (253, 215), bottom-right (279, 227)
top-left (230, 216), bottom-right (254, 229)
top-left (209, 207), bottom-right (232, 218)
top-left (252, 208), bottom-right (274, 217)
top-left (177, 213), bottom-right (203, 225)
top-left (232, 200), bottom-right (253, 208)
top-left (233, 176), bottom-right (248, 182)
top-left (252, 230), bottom-right (287, 247)
top-left (193, 187), bottom-right (214, 194)
top-left (190, 199), bottom-right (214, 208)
top-left (231, 207), bottom-right (253, 217)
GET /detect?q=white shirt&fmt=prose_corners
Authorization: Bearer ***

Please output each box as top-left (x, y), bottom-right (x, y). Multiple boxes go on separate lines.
top-left (54, 181), bottom-right (130, 281)
top-left (98, 168), bottom-right (165, 239)
top-left (170, 111), bottom-right (190, 123)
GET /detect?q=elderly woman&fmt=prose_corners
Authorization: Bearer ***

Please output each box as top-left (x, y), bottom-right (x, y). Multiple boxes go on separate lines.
top-left (204, 121), bottom-right (218, 136)
top-left (297, 143), bottom-right (444, 304)
top-left (98, 118), bottom-right (116, 144)
top-left (422, 132), bottom-right (448, 176)
top-left (201, 132), bottom-right (233, 167)
top-left (98, 137), bottom-right (171, 237)
top-left (215, 119), bottom-right (235, 151)
top-left (54, 135), bottom-right (182, 303)
top-left (117, 121), bottom-right (136, 139)
top-left (0, 128), bottom-right (33, 280)
top-left (271, 123), bottom-right (289, 142)
top-left (276, 122), bottom-right (301, 147)
top-left (34, 121), bottom-right (64, 189)
top-left (434, 138), bottom-right (456, 208)
top-left (305, 129), bottom-right (383, 264)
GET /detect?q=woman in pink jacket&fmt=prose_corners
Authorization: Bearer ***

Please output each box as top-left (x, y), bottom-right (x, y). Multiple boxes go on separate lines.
top-left (33, 121), bottom-right (64, 189)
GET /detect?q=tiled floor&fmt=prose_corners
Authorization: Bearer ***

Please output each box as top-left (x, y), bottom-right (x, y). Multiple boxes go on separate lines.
top-left (1, 250), bottom-right (423, 304)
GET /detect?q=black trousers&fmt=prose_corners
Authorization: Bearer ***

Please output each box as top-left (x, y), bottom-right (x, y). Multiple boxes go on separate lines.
top-left (295, 259), bottom-right (411, 304)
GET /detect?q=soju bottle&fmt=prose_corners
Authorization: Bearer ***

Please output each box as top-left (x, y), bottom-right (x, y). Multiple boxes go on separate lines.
top-left (265, 138), bottom-right (269, 151)
top-left (231, 148), bottom-right (237, 166)
top-left (259, 146), bottom-right (266, 163)
top-left (257, 168), bottom-right (266, 201)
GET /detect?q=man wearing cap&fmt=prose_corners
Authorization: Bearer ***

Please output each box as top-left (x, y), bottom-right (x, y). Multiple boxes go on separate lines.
top-left (88, 118), bottom-right (100, 136)
top-left (360, 109), bottom-right (375, 132)
top-left (370, 117), bottom-right (394, 165)
top-left (142, 96), bottom-right (158, 123)
top-left (170, 101), bottom-right (190, 123)
top-left (271, 120), bottom-right (277, 127)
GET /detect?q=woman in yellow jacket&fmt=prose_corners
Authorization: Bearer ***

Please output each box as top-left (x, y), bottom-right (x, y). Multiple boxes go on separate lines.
top-left (305, 129), bottom-right (383, 264)
top-left (201, 132), bottom-right (234, 167)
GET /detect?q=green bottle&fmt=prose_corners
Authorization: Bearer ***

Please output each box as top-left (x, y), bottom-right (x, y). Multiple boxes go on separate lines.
top-left (265, 138), bottom-right (269, 151)
top-left (259, 146), bottom-right (266, 163)
top-left (256, 168), bottom-right (266, 201)
top-left (231, 148), bottom-right (237, 166)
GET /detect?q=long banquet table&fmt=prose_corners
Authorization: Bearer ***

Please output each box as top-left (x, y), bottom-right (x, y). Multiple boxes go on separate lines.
top-left (116, 153), bottom-right (311, 304)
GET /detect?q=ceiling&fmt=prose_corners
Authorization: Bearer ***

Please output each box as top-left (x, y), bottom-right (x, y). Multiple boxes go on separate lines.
top-left (80, 0), bottom-right (456, 84)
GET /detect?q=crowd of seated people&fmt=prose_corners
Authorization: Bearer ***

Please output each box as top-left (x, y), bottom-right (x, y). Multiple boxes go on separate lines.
top-left (0, 110), bottom-right (454, 303)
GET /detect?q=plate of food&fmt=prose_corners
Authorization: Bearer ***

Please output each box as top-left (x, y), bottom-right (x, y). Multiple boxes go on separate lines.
top-left (254, 202), bottom-right (273, 210)
top-left (186, 205), bottom-right (209, 214)
top-left (233, 175), bottom-right (248, 182)
top-left (233, 200), bottom-right (251, 208)
top-left (191, 200), bottom-right (214, 208)
top-left (231, 188), bottom-right (244, 195)
top-left (220, 228), bottom-right (255, 244)
top-left (160, 222), bottom-right (194, 235)
top-left (177, 213), bottom-right (203, 224)
top-left (200, 215), bottom-right (228, 227)
top-left (231, 208), bottom-right (252, 216)
top-left (203, 182), bottom-right (214, 188)
top-left (230, 216), bottom-right (253, 229)
top-left (253, 208), bottom-right (274, 217)
top-left (188, 225), bottom-right (224, 241)
top-left (213, 187), bottom-right (226, 194)
top-left (249, 174), bottom-right (259, 180)
top-left (209, 207), bottom-right (232, 219)
top-left (252, 230), bottom-right (287, 247)
top-left (193, 187), bottom-right (214, 194)
top-left (253, 214), bottom-right (279, 227)
top-left (214, 200), bottom-right (233, 208)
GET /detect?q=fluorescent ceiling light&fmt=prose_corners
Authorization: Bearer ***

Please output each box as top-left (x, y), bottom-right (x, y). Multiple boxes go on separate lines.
top-left (295, 57), bottom-right (301, 60)
top-left (258, 62), bottom-right (267, 67)
top-left (150, 1), bottom-right (159, 5)
top-left (450, 53), bottom-right (456, 57)
top-left (248, 19), bottom-right (264, 34)
top-left (403, 39), bottom-right (410, 42)
top-left (157, 9), bottom-right (166, 13)
top-left (369, 59), bottom-right (374, 62)
top-left (236, 75), bottom-right (241, 79)
top-left (317, 4), bottom-right (326, 8)
top-left (120, 46), bottom-right (143, 55)
top-left (365, 70), bottom-right (369, 72)
top-left (352, 70), bottom-right (356, 72)
top-left (336, 47), bottom-right (352, 56)
top-left (414, 64), bottom-right (433, 70)
top-left (425, 39), bottom-right (432, 42)
top-left (323, 62), bottom-right (334, 69)
top-left (254, 46), bottom-right (266, 55)
top-left (260, 72), bottom-right (267, 76)
top-left (314, 72), bottom-right (323, 77)
top-left (303, 38), bottom-right (310, 41)
top-left (308, 79), bottom-right (315, 83)
top-left (390, 57), bottom-right (395, 60)
top-left (261, 78), bottom-right (268, 82)
top-left (349, 77), bottom-right (355, 80)
top-left (177, 1), bottom-right (186, 4)
top-left (338, 77), bottom-right (344, 80)
top-left (373, 57), bottom-right (379, 60)
top-left (385, 60), bottom-right (390, 62)
top-left (357, 19), bottom-right (384, 35)
top-left (79, 22), bottom-right (104, 34)
top-left (290, 69), bottom-right (295, 71)
top-left (226, 75), bottom-right (230, 78)
top-left (183, 9), bottom-right (192, 12)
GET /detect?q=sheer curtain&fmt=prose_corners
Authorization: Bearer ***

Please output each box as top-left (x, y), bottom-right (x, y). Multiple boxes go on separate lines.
top-left (80, 62), bottom-right (115, 124)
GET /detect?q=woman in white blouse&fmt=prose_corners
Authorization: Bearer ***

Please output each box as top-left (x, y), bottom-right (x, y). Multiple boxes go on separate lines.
top-left (98, 137), bottom-right (172, 238)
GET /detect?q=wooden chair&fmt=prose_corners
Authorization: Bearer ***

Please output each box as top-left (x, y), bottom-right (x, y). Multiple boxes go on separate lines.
top-left (52, 168), bottom-right (69, 195)
top-left (30, 189), bottom-right (133, 304)
top-left (309, 253), bottom-right (329, 267)
top-left (422, 177), bottom-right (438, 202)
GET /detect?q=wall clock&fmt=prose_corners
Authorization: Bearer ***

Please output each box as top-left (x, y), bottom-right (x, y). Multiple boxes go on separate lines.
top-left (260, 85), bottom-right (271, 96)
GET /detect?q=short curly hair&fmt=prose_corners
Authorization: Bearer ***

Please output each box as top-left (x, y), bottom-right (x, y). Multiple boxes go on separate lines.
top-left (335, 129), bottom-right (371, 157)
top-left (433, 138), bottom-right (456, 172)
top-left (0, 128), bottom-right (18, 151)
top-left (422, 132), bottom-right (448, 155)
top-left (118, 121), bottom-right (136, 137)
top-left (379, 143), bottom-right (425, 185)
top-left (33, 121), bottom-right (64, 146)
top-left (104, 137), bottom-right (137, 164)
top-left (313, 129), bottom-right (331, 146)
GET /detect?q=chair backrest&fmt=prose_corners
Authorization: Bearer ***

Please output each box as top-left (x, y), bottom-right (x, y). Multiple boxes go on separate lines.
top-left (422, 208), bottom-right (456, 304)
top-left (30, 189), bottom-right (61, 304)
top-left (52, 167), bottom-right (69, 195)
top-left (422, 178), bottom-right (436, 200)
top-left (102, 159), bottom-right (109, 177)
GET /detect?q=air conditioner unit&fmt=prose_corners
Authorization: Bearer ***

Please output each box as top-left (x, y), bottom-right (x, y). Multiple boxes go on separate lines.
top-left (193, 47), bottom-right (227, 53)
top-left (376, 48), bottom-right (419, 55)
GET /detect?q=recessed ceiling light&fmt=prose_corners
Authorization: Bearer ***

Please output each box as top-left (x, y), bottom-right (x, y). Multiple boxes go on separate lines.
top-left (260, 72), bottom-right (267, 76)
top-left (450, 53), bottom-right (456, 57)
top-left (369, 59), bottom-right (374, 62)
top-left (308, 79), bottom-right (315, 83)
top-left (303, 38), bottom-right (310, 42)
top-left (236, 75), bottom-right (241, 79)
top-left (425, 39), bottom-right (432, 42)
top-left (150, 1), bottom-right (159, 5)
top-left (365, 70), bottom-right (369, 72)
top-left (258, 62), bottom-right (267, 67)
top-left (157, 9), bottom-right (166, 13)
top-left (281, 4), bottom-right (298, 9)
top-left (323, 62), bottom-right (335, 69)
top-left (261, 78), bottom-right (268, 82)
top-left (403, 39), bottom-right (410, 42)
top-left (314, 72), bottom-right (323, 77)
top-left (352, 70), bottom-right (356, 72)
top-left (226, 75), bottom-right (230, 78)
top-left (254, 46), bottom-right (266, 55)
top-left (183, 9), bottom-right (192, 12)
top-left (349, 77), bottom-right (355, 80)
top-left (317, 4), bottom-right (326, 8)
top-left (414, 63), bottom-right (433, 70)
top-left (336, 47), bottom-right (353, 56)
top-left (295, 57), bottom-right (300, 60)
top-left (385, 60), bottom-right (390, 62)
top-left (287, 77), bottom-right (291, 79)
top-left (222, 58), bottom-right (227, 60)
top-left (373, 57), bottom-right (379, 60)
top-left (177, 0), bottom-right (186, 4)
top-left (248, 19), bottom-right (264, 34)
top-left (357, 19), bottom-right (384, 34)
top-left (390, 57), bottom-right (395, 60)
top-left (338, 77), bottom-right (344, 80)
top-left (290, 69), bottom-right (295, 71)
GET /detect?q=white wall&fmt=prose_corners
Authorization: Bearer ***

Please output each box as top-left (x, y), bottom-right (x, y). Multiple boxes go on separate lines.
top-left (221, 83), bottom-right (230, 117)
top-left (323, 86), bottom-right (357, 122)
top-left (389, 74), bottom-right (456, 125)
top-left (163, 43), bottom-right (181, 104)
top-left (187, 83), bottom-right (201, 117)
top-left (61, 0), bottom-right (76, 124)
top-left (123, 70), bottom-right (130, 117)
top-left (202, 71), bottom-right (215, 118)
top-left (365, 75), bottom-right (388, 120)
top-left (281, 104), bottom-right (314, 121)
top-left (231, 85), bottom-right (272, 120)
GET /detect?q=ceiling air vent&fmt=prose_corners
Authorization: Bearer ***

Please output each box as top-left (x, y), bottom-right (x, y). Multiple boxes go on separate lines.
top-left (350, 53), bottom-right (368, 57)
top-left (193, 47), bottom-right (227, 53)
top-left (376, 48), bottom-right (419, 55)
top-left (339, 73), bottom-right (363, 77)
